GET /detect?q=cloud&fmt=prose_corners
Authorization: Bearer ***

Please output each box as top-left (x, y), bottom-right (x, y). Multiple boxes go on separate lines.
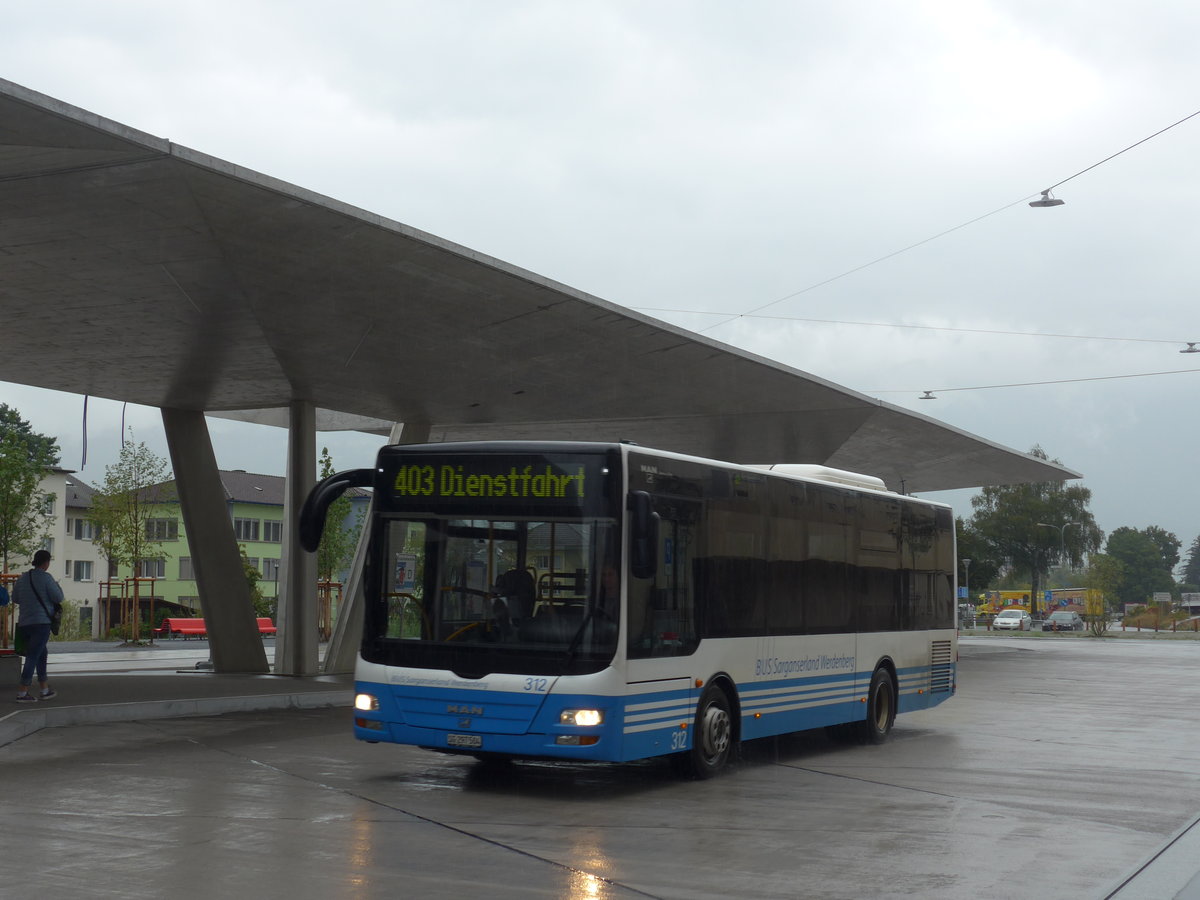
top-left (3, 0), bottom-right (1199, 548)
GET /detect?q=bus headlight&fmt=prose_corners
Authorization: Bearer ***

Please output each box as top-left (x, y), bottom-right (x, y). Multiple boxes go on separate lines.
top-left (355, 693), bottom-right (380, 711)
top-left (560, 708), bottom-right (603, 727)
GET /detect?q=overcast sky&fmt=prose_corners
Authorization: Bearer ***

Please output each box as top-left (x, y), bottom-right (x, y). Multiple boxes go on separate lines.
top-left (4, 1), bottom-right (1198, 556)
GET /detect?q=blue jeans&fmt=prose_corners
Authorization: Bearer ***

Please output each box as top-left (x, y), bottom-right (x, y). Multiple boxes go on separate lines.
top-left (17, 623), bottom-right (51, 687)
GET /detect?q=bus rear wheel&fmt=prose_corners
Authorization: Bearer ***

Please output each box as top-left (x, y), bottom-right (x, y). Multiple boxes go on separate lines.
top-left (857, 667), bottom-right (896, 745)
top-left (671, 683), bottom-right (734, 779)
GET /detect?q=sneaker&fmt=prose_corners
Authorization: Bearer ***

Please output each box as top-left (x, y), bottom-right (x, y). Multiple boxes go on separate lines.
top-left (15, 693), bottom-right (37, 704)
top-left (39, 689), bottom-right (56, 700)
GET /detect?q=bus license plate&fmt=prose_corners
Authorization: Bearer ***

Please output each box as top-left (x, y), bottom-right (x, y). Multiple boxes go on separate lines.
top-left (447, 733), bottom-right (482, 749)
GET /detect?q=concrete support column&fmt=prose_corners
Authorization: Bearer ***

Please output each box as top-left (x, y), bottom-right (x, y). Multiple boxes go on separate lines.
top-left (161, 408), bottom-right (268, 674)
top-left (276, 400), bottom-right (318, 675)
top-left (322, 421), bottom-right (427, 674)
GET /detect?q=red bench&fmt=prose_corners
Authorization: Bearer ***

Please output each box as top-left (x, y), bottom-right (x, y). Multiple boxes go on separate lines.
top-left (154, 617), bottom-right (277, 639)
top-left (155, 617), bottom-right (207, 639)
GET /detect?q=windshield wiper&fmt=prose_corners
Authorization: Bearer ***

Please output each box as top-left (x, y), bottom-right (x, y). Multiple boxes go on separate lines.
top-left (562, 605), bottom-right (600, 667)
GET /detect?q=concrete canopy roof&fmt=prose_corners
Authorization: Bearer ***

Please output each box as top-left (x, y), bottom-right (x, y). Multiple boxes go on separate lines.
top-left (0, 79), bottom-right (1078, 493)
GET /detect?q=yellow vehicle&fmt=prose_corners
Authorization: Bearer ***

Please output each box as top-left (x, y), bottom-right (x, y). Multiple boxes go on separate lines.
top-left (977, 591), bottom-right (1033, 616)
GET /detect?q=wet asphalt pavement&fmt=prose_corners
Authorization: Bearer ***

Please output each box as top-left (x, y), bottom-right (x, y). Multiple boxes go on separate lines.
top-left (1, 634), bottom-right (1199, 898)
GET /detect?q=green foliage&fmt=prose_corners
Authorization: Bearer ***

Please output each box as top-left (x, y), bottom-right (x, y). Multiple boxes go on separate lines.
top-left (0, 405), bottom-right (59, 572)
top-left (87, 435), bottom-right (172, 643)
top-left (316, 447), bottom-right (362, 582)
top-left (240, 545), bottom-right (274, 618)
top-left (1178, 535), bottom-right (1200, 585)
top-left (1082, 553), bottom-right (1124, 635)
top-left (0, 403), bottom-right (60, 467)
top-left (1105, 526), bottom-right (1179, 609)
top-left (87, 434), bottom-right (173, 571)
top-left (967, 446), bottom-right (1103, 614)
top-left (1138, 526), bottom-right (1181, 572)
top-left (49, 600), bottom-right (92, 641)
top-left (954, 518), bottom-right (1002, 595)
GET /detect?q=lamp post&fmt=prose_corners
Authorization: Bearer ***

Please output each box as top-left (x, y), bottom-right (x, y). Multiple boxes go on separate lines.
top-left (1037, 522), bottom-right (1081, 615)
top-left (1037, 521), bottom-right (1081, 570)
top-left (960, 558), bottom-right (972, 629)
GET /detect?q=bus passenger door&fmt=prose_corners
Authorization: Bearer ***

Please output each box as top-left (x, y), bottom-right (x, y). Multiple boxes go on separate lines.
top-left (625, 499), bottom-right (699, 758)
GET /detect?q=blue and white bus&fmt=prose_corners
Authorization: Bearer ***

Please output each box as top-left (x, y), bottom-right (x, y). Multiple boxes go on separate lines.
top-left (300, 441), bottom-right (956, 778)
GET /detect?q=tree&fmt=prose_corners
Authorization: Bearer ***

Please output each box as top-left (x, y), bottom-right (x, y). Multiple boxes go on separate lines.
top-left (1081, 553), bottom-right (1124, 635)
top-left (0, 405), bottom-right (59, 572)
top-left (968, 447), bottom-right (1103, 616)
top-left (954, 517), bottom-right (1002, 598)
top-left (1181, 535), bottom-right (1200, 588)
top-left (1140, 525), bottom-right (1181, 573)
top-left (316, 447), bottom-right (361, 582)
top-left (88, 436), bottom-right (173, 642)
top-left (1104, 526), bottom-right (1178, 610)
top-left (0, 403), bottom-right (60, 467)
top-left (239, 545), bottom-right (272, 618)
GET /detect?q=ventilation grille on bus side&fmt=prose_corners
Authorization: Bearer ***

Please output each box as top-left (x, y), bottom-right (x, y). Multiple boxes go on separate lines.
top-left (930, 640), bottom-right (953, 693)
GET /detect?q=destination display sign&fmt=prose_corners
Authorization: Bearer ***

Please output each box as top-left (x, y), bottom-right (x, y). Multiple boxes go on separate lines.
top-left (382, 452), bottom-right (610, 510)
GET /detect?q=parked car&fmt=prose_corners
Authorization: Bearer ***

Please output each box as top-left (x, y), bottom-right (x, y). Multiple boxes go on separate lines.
top-left (993, 609), bottom-right (1033, 631)
top-left (1043, 610), bottom-right (1085, 632)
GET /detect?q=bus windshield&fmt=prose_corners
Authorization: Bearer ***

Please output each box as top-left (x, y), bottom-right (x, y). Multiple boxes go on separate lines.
top-left (367, 515), bottom-right (620, 677)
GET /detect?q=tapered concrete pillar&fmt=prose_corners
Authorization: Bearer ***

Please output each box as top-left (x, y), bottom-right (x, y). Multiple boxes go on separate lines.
top-left (322, 421), bottom-right (427, 674)
top-left (161, 408), bottom-right (268, 674)
top-left (276, 400), bottom-right (318, 675)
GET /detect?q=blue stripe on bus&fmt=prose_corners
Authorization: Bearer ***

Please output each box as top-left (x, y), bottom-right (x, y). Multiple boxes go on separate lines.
top-left (353, 661), bottom-right (956, 762)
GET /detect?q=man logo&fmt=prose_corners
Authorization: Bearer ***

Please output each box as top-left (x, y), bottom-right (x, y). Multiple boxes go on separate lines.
top-left (447, 704), bottom-right (483, 716)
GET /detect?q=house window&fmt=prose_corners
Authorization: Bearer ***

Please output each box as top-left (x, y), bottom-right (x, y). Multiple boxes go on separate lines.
top-left (75, 519), bottom-right (98, 540)
top-left (138, 558), bottom-right (166, 579)
top-left (41, 494), bottom-right (54, 515)
top-left (145, 518), bottom-right (179, 541)
top-left (65, 559), bottom-right (72, 577)
top-left (73, 560), bottom-right (93, 582)
top-left (263, 520), bottom-right (283, 543)
top-left (262, 558), bottom-right (281, 581)
top-left (234, 518), bottom-right (260, 541)
top-left (66, 517), bottom-right (73, 535)
top-left (244, 557), bottom-right (261, 572)
top-left (40, 538), bottom-right (54, 555)
top-left (179, 557), bottom-right (195, 580)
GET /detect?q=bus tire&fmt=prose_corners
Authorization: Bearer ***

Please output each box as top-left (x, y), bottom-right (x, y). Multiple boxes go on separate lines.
top-left (857, 667), bottom-right (896, 745)
top-left (671, 683), bottom-right (734, 779)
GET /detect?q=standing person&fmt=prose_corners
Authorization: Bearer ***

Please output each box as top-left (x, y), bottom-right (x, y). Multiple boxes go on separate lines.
top-left (12, 549), bottom-right (63, 703)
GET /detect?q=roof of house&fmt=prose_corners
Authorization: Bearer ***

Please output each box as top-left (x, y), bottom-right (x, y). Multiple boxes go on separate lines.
top-left (89, 470), bottom-right (369, 509)
top-left (62, 476), bottom-right (95, 509)
top-left (218, 470), bottom-right (286, 506)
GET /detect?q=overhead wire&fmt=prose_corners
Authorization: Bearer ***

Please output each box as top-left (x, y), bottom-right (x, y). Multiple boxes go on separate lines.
top-left (636, 310), bottom-right (1186, 347)
top-left (872, 367), bottom-right (1200, 397)
top-left (677, 105), bottom-right (1200, 341)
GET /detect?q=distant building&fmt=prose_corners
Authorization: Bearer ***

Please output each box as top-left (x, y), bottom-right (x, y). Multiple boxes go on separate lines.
top-left (99, 470), bottom-right (368, 635)
top-left (0, 469), bottom-right (108, 639)
top-left (14, 469), bottom-right (367, 639)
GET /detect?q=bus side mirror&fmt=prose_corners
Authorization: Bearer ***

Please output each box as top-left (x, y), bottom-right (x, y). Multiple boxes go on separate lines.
top-left (298, 468), bottom-right (373, 552)
top-left (628, 491), bottom-right (659, 580)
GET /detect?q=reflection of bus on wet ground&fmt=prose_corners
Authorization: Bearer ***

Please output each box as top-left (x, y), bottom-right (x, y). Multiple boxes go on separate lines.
top-left (301, 441), bottom-right (958, 778)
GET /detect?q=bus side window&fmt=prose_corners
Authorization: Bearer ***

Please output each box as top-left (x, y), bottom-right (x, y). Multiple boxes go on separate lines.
top-left (629, 505), bottom-right (698, 657)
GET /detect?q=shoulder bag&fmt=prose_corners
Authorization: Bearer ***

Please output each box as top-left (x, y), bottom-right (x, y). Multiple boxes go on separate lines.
top-left (29, 571), bottom-right (63, 635)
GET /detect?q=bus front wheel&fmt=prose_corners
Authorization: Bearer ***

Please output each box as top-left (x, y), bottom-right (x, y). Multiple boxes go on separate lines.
top-left (671, 683), bottom-right (734, 779)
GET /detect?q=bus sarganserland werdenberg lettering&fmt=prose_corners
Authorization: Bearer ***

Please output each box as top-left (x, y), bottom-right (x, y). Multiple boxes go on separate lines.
top-left (299, 441), bottom-right (957, 778)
